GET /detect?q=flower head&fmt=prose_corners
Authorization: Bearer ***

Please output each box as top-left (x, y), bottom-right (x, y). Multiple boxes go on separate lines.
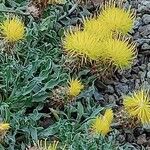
top-left (123, 90), bottom-right (150, 125)
top-left (103, 37), bottom-right (136, 69)
top-left (68, 78), bottom-right (84, 97)
top-left (92, 109), bottom-right (113, 136)
top-left (83, 17), bottom-right (112, 41)
top-left (0, 123), bottom-right (10, 133)
top-left (63, 30), bottom-right (103, 60)
top-left (0, 17), bottom-right (25, 42)
top-left (99, 6), bottom-right (135, 34)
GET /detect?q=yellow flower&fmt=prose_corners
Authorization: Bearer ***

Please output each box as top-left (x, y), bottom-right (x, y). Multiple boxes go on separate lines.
top-left (0, 123), bottom-right (10, 133)
top-left (83, 17), bottom-right (112, 41)
top-left (63, 30), bottom-right (103, 61)
top-left (98, 5), bottom-right (135, 34)
top-left (0, 17), bottom-right (25, 42)
top-left (123, 90), bottom-right (150, 125)
top-left (92, 109), bottom-right (113, 136)
top-left (68, 78), bottom-right (84, 97)
top-left (103, 37), bottom-right (136, 69)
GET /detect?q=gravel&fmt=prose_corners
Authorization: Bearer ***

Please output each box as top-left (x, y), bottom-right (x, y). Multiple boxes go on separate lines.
top-left (98, 0), bottom-right (150, 148)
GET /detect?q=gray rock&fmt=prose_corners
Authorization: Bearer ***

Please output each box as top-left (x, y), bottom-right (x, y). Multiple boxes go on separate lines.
top-left (133, 32), bottom-right (141, 40)
top-left (134, 17), bottom-right (142, 29)
top-left (107, 85), bottom-right (115, 94)
top-left (139, 64), bottom-right (146, 70)
top-left (147, 71), bottom-right (150, 78)
top-left (141, 43), bottom-right (150, 50)
top-left (108, 95), bottom-right (116, 104)
top-left (147, 63), bottom-right (150, 71)
top-left (115, 83), bottom-right (129, 95)
top-left (142, 14), bottom-right (150, 24)
top-left (138, 24), bottom-right (150, 37)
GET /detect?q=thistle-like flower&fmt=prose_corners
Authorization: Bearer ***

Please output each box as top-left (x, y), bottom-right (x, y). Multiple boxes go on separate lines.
top-left (103, 37), bottom-right (136, 69)
top-left (63, 30), bottom-right (103, 61)
top-left (0, 17), bottom-right (25, 42)
top-left (83, 17), bottom-right (112, 41)
top-left (92, 109), bottom-right (113, 136)
top-left (68, 78), bottom-right (84, 97)
top-left (123, 90), bottom-right (150, 125)
top-left (99, 5), bottom-right (135, 34)
top-left (0, 123), bottom-right (10, 134)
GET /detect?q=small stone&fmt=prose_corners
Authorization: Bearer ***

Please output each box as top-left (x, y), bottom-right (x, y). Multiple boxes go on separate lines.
top-left (147, 63), bottom-right (150, 71)
top-left (142, 14), bottom-right (150, 24)
top-left (147, 71), bottom-right (150, 78)
top-left (141, 43), bottom-right (150, 50)
top-left (138, 24), bottom-right (150, 37)
top-left (137, 134), bottom-right (147, 145)
top-left (115, 83), bottom-right (129, 95)
top-left (133, 32), bottom-right (141, 40)
top-left (107, 85), bottom-right (115, 94)
top-left (134, 17), bottom-right (142, 29)
top-left (108, 95), bottom-right (115, 104)
top-left (139, 64), bottom-right (147, 70)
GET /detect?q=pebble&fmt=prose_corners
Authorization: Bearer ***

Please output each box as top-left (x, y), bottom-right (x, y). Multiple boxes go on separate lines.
top-left (142, 14), bottom-right (150, 24)
top-left (141, 43), bottom-right (150, 50)
top-left (107, 85), bottom-right (115, 94)
top-left (138, 24), bottom-right (150, 37)
top-left (147, 71), bottom-right (150, 78)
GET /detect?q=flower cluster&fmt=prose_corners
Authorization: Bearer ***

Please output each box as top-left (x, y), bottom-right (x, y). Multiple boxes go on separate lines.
top-left (123, 90), bottom-right (150, 125)
top-left (63, 0), bottom-right (136, 70)
top-left (0, 17), bottom-right (25, 42)
top-left (92, 109), bottom-right (114, 136)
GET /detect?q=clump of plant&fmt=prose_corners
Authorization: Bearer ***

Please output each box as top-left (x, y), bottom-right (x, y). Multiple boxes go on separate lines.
top-left (63, 0), bottom-right (136, 77)
top-left (91, 108), bottom-right (114, 136)
top-left (98, 0), bottom-right (135, 34)
top-left (0, 16), bottom-right (25, 43)
top-left (123, 90), bottom-right (150, 126)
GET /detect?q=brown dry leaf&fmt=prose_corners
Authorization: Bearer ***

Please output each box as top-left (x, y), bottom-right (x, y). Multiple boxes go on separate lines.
top-left (27, 0), bottom-right (49, 18)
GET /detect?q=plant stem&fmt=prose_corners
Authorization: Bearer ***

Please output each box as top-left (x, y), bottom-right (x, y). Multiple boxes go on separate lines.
top-left (58, 3), bottom-right (79, 20)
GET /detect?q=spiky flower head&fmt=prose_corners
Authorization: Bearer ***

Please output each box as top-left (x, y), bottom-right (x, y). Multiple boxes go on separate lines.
top-left (103, 37), bottom-right (136, 69)
top-left (0, 123), bottom-right (10, 133)
top-left (0, 16), bottom-right (25, 42)
top-left (63, 30), bottom-right (103, 61)
top-left (68, 78), bottom-right (84, 97)
top-left (92, 109), bottom-right (113, 136)
top-left (83, 17), bottom-right (112, 41)
top-left (123, 90), bottom-right (150, 125)
top-left (98, 4), bottom-right (135, 34)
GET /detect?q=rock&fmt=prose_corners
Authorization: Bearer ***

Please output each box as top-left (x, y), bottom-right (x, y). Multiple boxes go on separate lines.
top-left (147, 71), bottom-right (150, 78)
top-left (134, 17), bottom-right (142, 29)
top-left (141, 43), bottom-right (150, 50)
top-left (115, 83), bottom-right (129, 95)
top-left (133, 32), bottom-right (141, 40)
top-left (107, 85), bottom-right (115, 94)
top-left (108, 95), bottom-right (115, 104)
top-left (142, 14), bottom-right (150, 24)
top-left (137, 134), bottom-right (147, 145)
top-left (147, 63), bottom-right (150, 71)
top-left (139, 64), bottom-right (146, 70)
top-left (139, 24), bottom-right (150, 37)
